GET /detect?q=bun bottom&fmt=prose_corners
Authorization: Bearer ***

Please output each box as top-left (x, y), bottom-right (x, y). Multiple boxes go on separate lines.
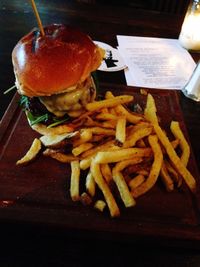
top-left (29, 122), bottom-right (74, 135)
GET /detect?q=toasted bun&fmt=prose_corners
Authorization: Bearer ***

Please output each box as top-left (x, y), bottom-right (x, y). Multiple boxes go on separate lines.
top-left (12, 24), bottom-right (104, 97)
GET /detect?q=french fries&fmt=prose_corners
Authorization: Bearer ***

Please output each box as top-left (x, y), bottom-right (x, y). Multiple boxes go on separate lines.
top-left (132, 135), bottom-right (163, 198)
top-left (153, 124), bottom-right (196, 192)
top-left (90, 159), bottom-right (120, 217)
top-left (16, 138), bottom-right (41, 165)
top-left (116, 116), bottom-right (126, 144)
top-left (70, 160), bottom-right (81, 201)
top-left (17, 90), bottom-right (197, 218)
top-left (86, 95), bottom-right (133, 111)
top-left (94, 148), bottom-right (152, 164)
top-left (170, 121), bottom-right (190, 166)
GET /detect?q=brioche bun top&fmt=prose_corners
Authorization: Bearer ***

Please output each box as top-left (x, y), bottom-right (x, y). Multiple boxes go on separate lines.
top-left (12, 24), bottom-right (104, 97)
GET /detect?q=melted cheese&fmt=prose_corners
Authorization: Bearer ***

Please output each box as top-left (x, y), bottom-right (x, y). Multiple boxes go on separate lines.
top-left (39, 76), bottom-right (95, 117)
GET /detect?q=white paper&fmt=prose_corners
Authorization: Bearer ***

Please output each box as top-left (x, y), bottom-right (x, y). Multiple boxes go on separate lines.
top-left (117, 35), bottom-right (196, 90)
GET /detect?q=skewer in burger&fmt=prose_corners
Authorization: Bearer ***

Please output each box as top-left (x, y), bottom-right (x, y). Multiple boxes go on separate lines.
top-left (12, 24), bottom-right (104, 134)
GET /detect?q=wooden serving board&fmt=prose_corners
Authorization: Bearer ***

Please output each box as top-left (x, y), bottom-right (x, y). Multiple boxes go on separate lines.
top-left (0, 84), bottom-right (200, 247)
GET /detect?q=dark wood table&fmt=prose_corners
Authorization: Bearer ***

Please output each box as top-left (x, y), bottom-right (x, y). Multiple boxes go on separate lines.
top-left (1, 1), bottom-right (200, 266)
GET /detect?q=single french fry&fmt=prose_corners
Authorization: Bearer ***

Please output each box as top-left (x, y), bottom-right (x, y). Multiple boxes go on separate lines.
top-left (132, 135), bottom-right (163, 198)
top-left (112, 168), bottom-right (136, 208)
top-left (96, 113), bottom-right (118, 121)
top-left (95, 147), bottom-right (152, 164)
top-left (170, 121), bottom-right (190, 166)
top-left (72, 143), bottom-right (94, 156)
top-left (90, 159), bottom-right (120, 217)
top-left (153, 124), bottom-right (196, 192)
top-left (86, 95), bottom-right (134, 111)
top-left (70, 160), bottom-right (81, 201)
top-left (116, 116), bottom-right (126, 144)
top-left (94, 200), bottom-right (106, 212)
top-left (16, 138), bottom-right (41, 165)
top-left (86, 127), bottom-right (115, 136)
top-left (86, 171), bottom-right (96, 197)
top-left (144, 93), bottom-right (159, 125)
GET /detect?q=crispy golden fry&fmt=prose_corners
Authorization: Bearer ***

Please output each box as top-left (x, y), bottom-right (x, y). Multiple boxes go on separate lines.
top-left (16, 138), bottom-right (41, 165)
top-left (70, 160), bottom-right (81, 201)
top-left (95, 147), bottom-right (152, 164)
top-left (94, 200), bottom-right (106, 212)
top-left (90, 160), bottom-right (120, 217)
top-left (72, 143), bottom-right (94, 156)
top-left (43, 149), bottom-right (77, 162)
top-left (80, 192), bottom-right (93, 206)
top-left (132, 135), bottom-right (163, 198)
top-left (123, 127), bottom-right (152, 148)
top-left (112, 168), bottom-right (136, 208)
top-left (116, 116), bottom-right (126, 144)
top-left (96, 113), bottom-right (118, 121)
top-left (144, 93), bottom-right (159, 125)
top-left (86, 95), bottom-right (134, 111)
top-left (160, 162), bottom-right (174, 192)
top-left (85, 171), bottom-right (96, 197)
top-left (86, 127), bottom-right (115, 136)
top-left (100, 164), bottom-right (113, 184)
top-left (153, 124), bottom-right (196, 192)
top-left (170, 121), bottom-right (190, 166)
top-left (128, 175), bottom-right (145, 191)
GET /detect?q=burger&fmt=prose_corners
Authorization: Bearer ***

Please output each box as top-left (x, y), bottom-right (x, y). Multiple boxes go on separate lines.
top-left (12, 24), bottom-right (104, 135)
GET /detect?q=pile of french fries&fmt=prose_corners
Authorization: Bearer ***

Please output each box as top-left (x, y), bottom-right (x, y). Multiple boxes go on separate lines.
top-left (17, 90), bottom-right (196, 217)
